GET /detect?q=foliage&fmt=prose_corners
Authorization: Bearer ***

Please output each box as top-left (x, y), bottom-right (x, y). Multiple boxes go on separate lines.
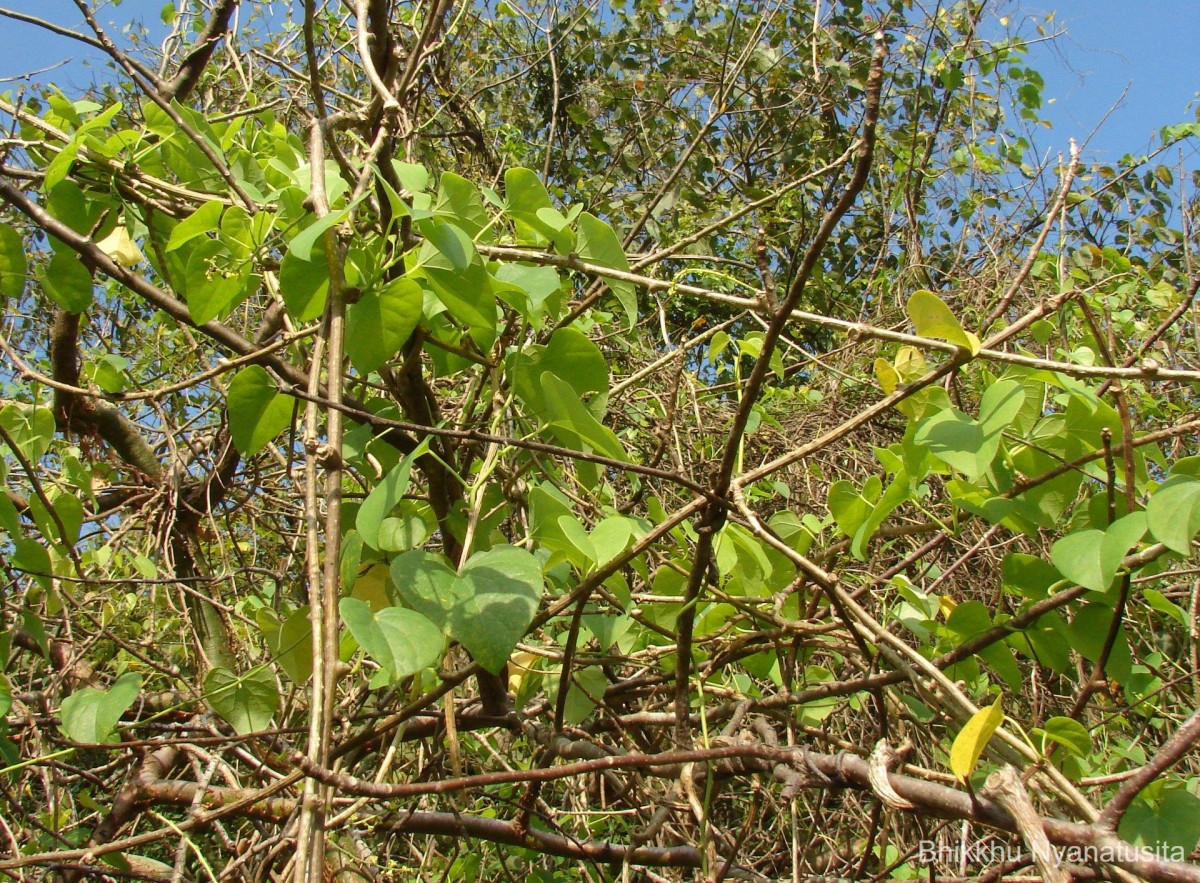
top-left (1, 0), bottom-right (1199, 879)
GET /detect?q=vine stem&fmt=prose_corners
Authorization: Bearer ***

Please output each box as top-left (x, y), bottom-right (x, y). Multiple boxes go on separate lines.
top-left (294, 99), bottom-right (350, 883)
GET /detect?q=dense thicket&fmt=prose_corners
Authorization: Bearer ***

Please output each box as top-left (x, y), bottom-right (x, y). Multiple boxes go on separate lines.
top-left (1, 0), bottom-right (1199, 880)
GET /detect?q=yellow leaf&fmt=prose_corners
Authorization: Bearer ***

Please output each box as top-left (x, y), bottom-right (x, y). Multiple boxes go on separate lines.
top-left (96, 225), bottom-right (144, 268)
top-left (507, 651), bottom-right (539, 693)
top-left (351, 563), bottom-right (392, 612)
top-left (906, 290), bottom-right (981, 355)
top-left (938, 595), bottom-right (957, 619)
top-left (874, 358), bottom-right (899, 394)
top-left (950, 697), bottom-right (1004, 783)
top-left (894, 345), bottom-right (926, 380)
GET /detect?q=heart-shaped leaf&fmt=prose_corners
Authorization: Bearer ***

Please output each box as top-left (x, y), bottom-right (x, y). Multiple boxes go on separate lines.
top-left (415, 222), bottom-right (497, 345)
top-left (182, 238), bottom-right (252, 324)
top-left (60, 673), bottom-right (141, 743)
top-left (345, 276), bottom-right (422, 373)
top-left (264, 605), bottom-right (313, 684)
top-left (1050, 530), bottom-right (1106, 592)
top-left (513, 327), bottom-right (610, 418)
top-left (434, 172), bottom-right (490, 239)
top-left (1146, 476), bottom-right (1200, 554)
top-left (828, 480), bottom-right (873, 539)
top-left (1052, 513), bottom-right (1146, 594)
top-left (339, 598), bottom-right (445, 682)
top-left (391, 545), bottom-right (545, 674)
top-left (205, 666), bottom-right (277, 735)
top-left (40, 249), bottom-right (93, 313)
top-left (907, 289), bottom-right (981, 354)
top-left (1119, 789), bottom-right (1200, 855)
top-left (227, 366), bottom-right (295, 455)
top-left (278, 245), bottom-right (330, 321)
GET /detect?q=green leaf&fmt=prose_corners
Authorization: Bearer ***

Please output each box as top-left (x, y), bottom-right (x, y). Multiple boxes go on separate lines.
top-left (977, 379), bottom-right (1026, 435)
top-left (538, 372), bottom-right (629, 466)
top-left (1067, 603), bottom-right (1134, 683)
top-left (278, 245), bottom-right (330, 322)
top-left (166, 201), bottom-right (223, 251)
top-left (266, 605), bottom-right (313, 683)
top-left (493, 263), bottom-right (563, 324)
top-left (906, 289), bottom-right (981, 354)
top-left (415, 223), bottom-right (497, 343)
top-left (205, 666), bottom-right (277, 736)
top-left (505, 167), bottom-right (574, 252)
top-left (0, 404), bottom-right (55, 472)
top-left (435, 172), bottom-right (491, 239)
top-left (1142, 589), bottom-right (1186, 626)
top-left (356, 440), bottom-right (427, 550)
top-left (43, 140), bottom-right (79, 192)
top-left (49, 492), bottom-right (83, 547)
top-left (513, 327), bottom-right (611, 418)
top-left (349, 562), bottom-right (393, 611)
top-left (944, 601), bottom-right (1021, 689)
top-left (13, 538), bottom-right (51, 588)
top-left (345, 277), bottom-right (422, 373)
top-left (852, 468), bottom-right (911, 560)
top-left (0, 224), bottom-right (27, 298)
top-left (949, 697), bottom-right (1004, 783)
top-left (85, 354), bottom-right (130, 394)
top-left (529, 485), bottom-right (591, 569)
top-left (576, 212), bottom-right (636, 328)
top-left (391, 545), bottom-right (545, 674)
top-left (1001, 553), bottom-right (1061, 601)
top-left (828, 480), bottom-right (873, 541)
top-left (376, 511), bottom-right (430, 552)
top-left (914, 383), bottom-right (1021, 482)
top-left (339, 598), bottom-right (445, 682)
top-left (553, 666), bottom-right (608, 725)
top-left (1120, 789), bottom-right (1200, 855)
top-left (1051, 513), bottom-right (1144, 594)
top-left (60, 673), bottom-right (141, 743)
top-left (1036, 716), bottom-right (1092, 758)
top-left (1146, 477), bottom-right (1200, 554)
top-left (426, 222), bottom-right (473, 270)
top-left (501, 167), bottom-right (552, 218)
top-left (183, 238), bottom-right (255, 324)
top-left (288, 208), bottom-right (348, 261)
top-left (1050, 530), bottom-right (1106, 592)
top-left (1100, 512), bottom-right (1146, 582)
top-left (40, 249), bottom-right (93, 312)
top-left (46, 180), bottom-right (105, 235)
top-left (589, 516), bottom-right (639, 567)
top-left (393, 160), bottom-right (429, 194)
top-left (226, 366), bottom-right (294, 455)
top-left (581, 614), bottom-right (633, 651)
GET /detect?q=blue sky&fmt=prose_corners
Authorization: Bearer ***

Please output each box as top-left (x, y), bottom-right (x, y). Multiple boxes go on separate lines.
top-left (1, 0), bottom-right (1196, 166)
top-left (1012, 0), bottom-right (1199, 166)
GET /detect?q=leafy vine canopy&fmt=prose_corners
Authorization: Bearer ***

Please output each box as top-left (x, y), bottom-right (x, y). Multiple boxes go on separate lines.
top-left (1, 0), bottom-right (1199, 879)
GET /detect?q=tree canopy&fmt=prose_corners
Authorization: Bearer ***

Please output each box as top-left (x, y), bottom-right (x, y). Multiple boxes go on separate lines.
top-left (1, 0), bottom-right (1199, 880)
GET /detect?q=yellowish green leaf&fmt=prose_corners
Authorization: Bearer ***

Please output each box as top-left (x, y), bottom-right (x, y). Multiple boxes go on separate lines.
top-left (96, 225), bottom-right (144, 268)
top-left (950, 697), bottom-right (1004, 783)
top-left (907, 290), bottom-right (981, 354)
